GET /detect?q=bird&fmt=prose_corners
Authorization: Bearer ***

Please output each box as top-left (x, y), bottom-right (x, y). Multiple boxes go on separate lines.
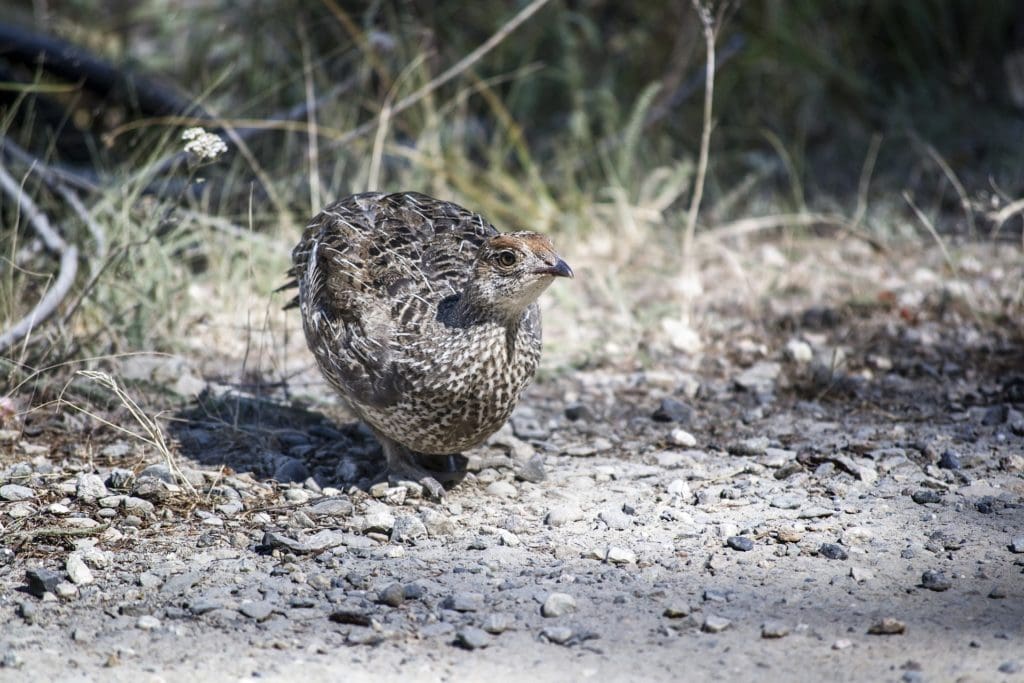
top-left (284, 191), bottom-right (572, 498)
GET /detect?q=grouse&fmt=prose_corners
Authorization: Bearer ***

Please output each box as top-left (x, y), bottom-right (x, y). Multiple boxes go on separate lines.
top-left (285, 191), bottom-right (572, 497)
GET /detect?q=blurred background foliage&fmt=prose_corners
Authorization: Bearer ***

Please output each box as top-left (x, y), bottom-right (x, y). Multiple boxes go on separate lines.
top-left (1, 0), bottom-right (1022, 367)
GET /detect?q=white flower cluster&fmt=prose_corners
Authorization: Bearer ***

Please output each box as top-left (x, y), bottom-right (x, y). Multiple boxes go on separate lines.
top-left (181, 127), bottom-right (228, 160)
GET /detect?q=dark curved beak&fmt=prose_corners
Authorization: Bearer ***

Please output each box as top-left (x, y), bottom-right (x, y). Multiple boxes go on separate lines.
top-left (534, 258), bottom-right (574, 279)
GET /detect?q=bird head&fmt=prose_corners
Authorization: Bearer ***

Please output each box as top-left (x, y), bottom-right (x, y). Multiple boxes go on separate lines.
top-left (468, 232), bottom-right (573, 320)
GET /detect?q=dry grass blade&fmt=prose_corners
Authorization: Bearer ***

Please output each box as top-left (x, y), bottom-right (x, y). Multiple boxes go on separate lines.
top-left (61, 370), bottom-right (197, 497)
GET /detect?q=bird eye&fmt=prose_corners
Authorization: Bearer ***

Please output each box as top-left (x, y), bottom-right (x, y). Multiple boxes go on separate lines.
top-left (495, 250), bottom-right (518, 267)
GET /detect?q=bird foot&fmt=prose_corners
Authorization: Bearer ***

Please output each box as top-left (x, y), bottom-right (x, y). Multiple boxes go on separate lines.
top-left (384, 449), bottom-right (467, 501)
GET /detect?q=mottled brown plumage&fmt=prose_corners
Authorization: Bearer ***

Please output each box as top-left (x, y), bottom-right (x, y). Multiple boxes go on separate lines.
top-left (284, 191), bottom-right (572, 496)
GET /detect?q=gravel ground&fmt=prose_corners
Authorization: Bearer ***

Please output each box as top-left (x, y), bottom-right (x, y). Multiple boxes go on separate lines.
top-left (1, 240), bottom-right (1022, 682)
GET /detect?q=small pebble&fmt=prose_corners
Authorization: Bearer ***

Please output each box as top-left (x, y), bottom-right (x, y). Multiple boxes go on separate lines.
top-left (920, 570), bottom-right (951, 592)
top-left (867, 617), bottom-right (906, 635)
top-left (605, 547), bottom-right (637, 564)
top-left (652, 398), bottom-right (693, 423)
top-left (761, 621), bottom-right (790, 638)
top-left (668, 428), bottom-right (697, 447)
top-left (443, 592), bottom-right (484, 613)
top-left (832, 638), bottom-right (853, 650)
top-left (485, 481), bottom-right (517, 498)
top-left (136, 615), bottom-right (161, 631)
top-left (482, 613), bottom-right (514, 634)
top-left (376, 583), bottom-right (405, 607)
top-left (65, 554), bottom-right (94, 586)
top-left (727, 536), bottom-right (754, 552)
top-left (911, 490), bottom-right (941, 505)
top-left (239, 601), bottom-right (274, 621)
top-left (541, 626), bottom-right (574, 644)
top-left (1009, 536), bottom-right (1024, 554)
top-left (455, 626), bottom-right (491, 650)
top-left (0, 484), bottom-right (35, 502)
top-left (999, 661), bottom-right (1022, 674)
top-left (702, 615), bottom-right (731, 633)
top-left (937, 450), bottom-right (961, 470)
top-left (663, 603), bottom-right (690, 618)
top-left (541, 592), bottom-right (577, 618)
top-left (819, 543), bottom-right (848, 560)
top-left (25, 568), bottom-right (62, 598)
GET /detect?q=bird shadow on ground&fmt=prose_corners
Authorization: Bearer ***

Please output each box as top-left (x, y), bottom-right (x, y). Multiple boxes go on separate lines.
top-left (167, 390), bottom-right (387, 491)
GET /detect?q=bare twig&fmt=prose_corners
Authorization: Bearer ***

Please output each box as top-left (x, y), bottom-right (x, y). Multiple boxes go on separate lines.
top-left (0, 163), bottom-right (79, 354)
top-left (903, 191), bottom-right (957, 276)
top-left (851, 134), bottom-right (882, 229)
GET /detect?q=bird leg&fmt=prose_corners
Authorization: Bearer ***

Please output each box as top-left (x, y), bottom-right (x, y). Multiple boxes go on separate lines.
top-left (378, 435), bottom-right (467, 500)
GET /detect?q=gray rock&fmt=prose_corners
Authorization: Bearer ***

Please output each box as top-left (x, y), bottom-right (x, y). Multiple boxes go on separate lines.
top-left (136, 615), bottom-right (161, 630)
top-left (605, 546), bottom-right (637, 564)
top-left (65, 554), bottom-right (94, 586)
top-left (123, 496), bottom-right (155, 514)
top-left (0, 484), bottom-right (34, 502)
top-left (25, 568), bottom-right (62, 597)
top-left (702, 615), bottom-right (732, 633)
top-left (541, 626), bottom-right (574, 644)
top-left (303, 529), bottom-right (348, 553)
top-left (761, 621), bottom-right (790, 638)
top-left (456, 626), bottom-right (491, 650)
top-left (482, 613), bottom-right (514, 634)
top-left (239, 601), bottom-right (274, 621)
top-left (728, 437), bottom-right (770, 456)
top-left (189, 599), bottom-right (222, 615)
top-left (75, 473), bottom-right (109, 502)
top-left (937, 450), bottom-right (961, 470)
top-left (911, 489), bottom-right (942, 505)
top-left (999, 661), bottom-right (1022, 674)
top-left (734, 361), bottom-right (781, 393)
top-left (599, 509), bottom-right (632, 530)
top-left (727, 536), bottom-right (754, 552)
top-left (541, 592), bottom-right (577, 617)
top-left (160, 572), bottom-right (200, 596)
top-left (443, 592), bottom-right (484, 612)
top-left (1009, 536), bottom-right (1024, 554)
top-left (376, 583), bottom-right (405, 607)
top-left (546, 505), bottom-right (582, 527)
top-left (920, 570), bottom-right (952, 591)
top-left (515, 454), bottom-right (547, 483)
top-left (359, 504), bottom-right (396, 534)
top-left (485, 481), bottom-right (517, 498)
top-left (391, 515), bottom-right (428, 543)
top-left (652, 398), bottom-right (693, 424)
top-left (663, 603), bottom-right (690, 618)
top-left (819, 543), bottom-right (848, 560)
top-left (770, 494), bottom-right (803, 510)
top-left (306, 497), bottom-right (354, 518)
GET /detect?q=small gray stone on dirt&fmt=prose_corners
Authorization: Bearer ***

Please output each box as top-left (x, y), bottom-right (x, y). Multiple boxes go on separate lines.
top-left (729, 436), bottom-right (770, 456)
top-left (937, 450), bottom-right (961, 470)
top-left (75, 473), bottom-right (109, 502)
top-left (663, 603), bottom-right (690, 618)
top-left (999, 661), bottom-right (1022, 674)
top-left (867, 618), bottom-right (906, 635)
top-left (546, 505), bottom-right (582, 527)
top-left (456, 626), bottom-right (491, 650)
top-left (0, 484), bottom-right (34, 502)
top-left (1009, 536), bottom-right (1024, 554)
top-left (541, 626), bottom-right (574, 644)
top-left (761, 621), bottom-right (790, 638)
top-left (443, 592), bottom-right (484, 613)
top-left (482, 613), bottom-right (514, 634)
top-left (239, 601), bottom-right (274, 621)
top-left (920, 570), bottom-right (952, 591)
top-left (516, 455), bottom-right (547, 483)
top-left (486, 481), bottom-right (517, 498)
top-left (702, 615), bottom-right (732, 633)
top-left (541, 592), bottom-right (577, 617)
top-left (819, 543), bottom-right (848, 560)
top-left (911, 489), bottom-right (942, 505)
top-left (25, 568), bottom-right (62, 597)
top-left (65, 554), bottom-right (94, 586)
top-left (136, 615), bottom-right (161, 631)
top-left (652, 398), bottom-right (693, 423)
top-left (391, 515), bottom-right (428, 543)
top-left (727, 536), bottom-right (754, 552)
top-left (376, 583), bottom-right (405, 607)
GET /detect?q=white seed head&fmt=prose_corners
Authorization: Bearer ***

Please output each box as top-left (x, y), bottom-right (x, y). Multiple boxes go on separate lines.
top-left (181, 127), bottom-right (227, 160)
